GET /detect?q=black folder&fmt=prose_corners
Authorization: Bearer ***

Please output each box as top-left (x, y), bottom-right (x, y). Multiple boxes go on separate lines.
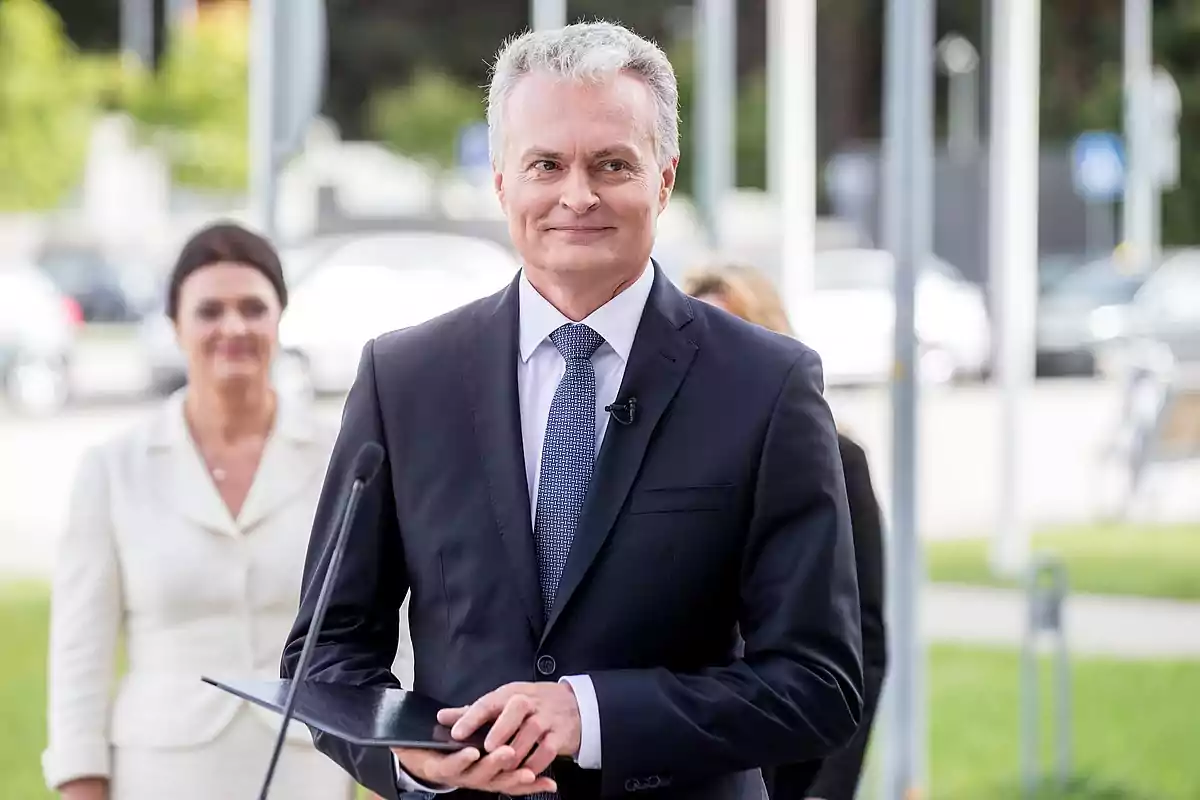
top-left (202, 676), bottom-right (488, 751)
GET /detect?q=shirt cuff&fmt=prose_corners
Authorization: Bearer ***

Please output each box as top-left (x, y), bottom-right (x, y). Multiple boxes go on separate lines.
top-left (394, 752), bottom-right (454, 794)
top-left (559, 674), bottom-right (601, 770)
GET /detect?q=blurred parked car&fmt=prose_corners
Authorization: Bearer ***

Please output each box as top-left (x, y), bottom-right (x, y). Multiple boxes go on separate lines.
top-left (795, 248), bottom-right (991, 386)
top-left (275, 231), bottom-right (518, 396)
top-left (139, 231), bottom-right (519, 397)
top-left (1099, 249), bottom-right (1200, 375)
top-left (1035, 253), bottom-right (1157, 377)
top-left (36, 246), bottom-right (158, 323)
top-left (0, 263), bottom-right (81, 415)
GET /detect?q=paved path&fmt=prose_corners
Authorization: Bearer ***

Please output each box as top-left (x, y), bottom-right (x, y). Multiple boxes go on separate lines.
top-left (925, 584), bottom-right (1200, 659)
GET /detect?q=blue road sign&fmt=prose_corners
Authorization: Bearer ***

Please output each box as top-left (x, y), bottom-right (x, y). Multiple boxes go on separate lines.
top-left (1071, 132), bottom-right (1125, 202)
top-left (456, 122), bottom-right (491, 171)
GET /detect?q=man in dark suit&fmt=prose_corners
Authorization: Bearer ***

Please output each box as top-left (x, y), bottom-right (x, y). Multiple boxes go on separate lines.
top-left (282, 20), bottom-right (863, 800)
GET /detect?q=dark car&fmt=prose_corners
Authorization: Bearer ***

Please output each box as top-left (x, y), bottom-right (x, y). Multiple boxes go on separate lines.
top-left (36, 247), bottom-right (157, 324)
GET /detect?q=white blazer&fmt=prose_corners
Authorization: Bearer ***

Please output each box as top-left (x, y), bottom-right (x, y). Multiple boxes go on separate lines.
top-left (42, 390), bottom-right (338, 790)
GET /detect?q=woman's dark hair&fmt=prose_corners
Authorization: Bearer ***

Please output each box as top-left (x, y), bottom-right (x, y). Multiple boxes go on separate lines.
top-left (166, 221), bottom-right (288, 320)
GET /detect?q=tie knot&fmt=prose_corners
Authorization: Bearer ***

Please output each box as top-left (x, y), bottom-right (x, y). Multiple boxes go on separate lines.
top-left (550, 323), bottom-right (605, 362)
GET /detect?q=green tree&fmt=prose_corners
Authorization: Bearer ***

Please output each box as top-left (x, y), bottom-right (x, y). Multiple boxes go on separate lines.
top-left (368, 69), bottom-right (486, 170)
top-left (0, 0), bottom-right (101, 211)
top-left (123, 1), bottom-right (249, 190)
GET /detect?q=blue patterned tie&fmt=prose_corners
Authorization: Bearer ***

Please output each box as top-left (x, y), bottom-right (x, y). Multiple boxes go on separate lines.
top-left (534, 323), bottom-right (605, 618)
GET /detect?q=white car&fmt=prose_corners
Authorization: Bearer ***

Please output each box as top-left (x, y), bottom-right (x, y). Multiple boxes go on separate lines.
top-left (0, 263), bottom-right (80, 414)
top-left (276, 231), bottom-right (520, 397)
top-left (795, 248), bottom-right (992, 386)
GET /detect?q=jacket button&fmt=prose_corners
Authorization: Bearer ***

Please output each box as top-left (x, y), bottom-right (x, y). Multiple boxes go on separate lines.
top-left (536, 655), bottom-right (557, 676)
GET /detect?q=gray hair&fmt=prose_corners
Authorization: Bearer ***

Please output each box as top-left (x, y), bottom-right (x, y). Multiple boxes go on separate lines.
top-left (486, 21), bottom-right (680, 168)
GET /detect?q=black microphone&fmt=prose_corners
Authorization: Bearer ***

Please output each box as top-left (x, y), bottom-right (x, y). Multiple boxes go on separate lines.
top-left (605, 396), bottom-right (638, 426)
top-left (257, 441), bottom-right (385, 800)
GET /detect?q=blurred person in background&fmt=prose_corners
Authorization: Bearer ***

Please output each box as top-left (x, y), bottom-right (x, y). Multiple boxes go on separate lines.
top-left (683, 263), bottom-right (888, 800)
top-left (41, 223), bottom-right (355, 800)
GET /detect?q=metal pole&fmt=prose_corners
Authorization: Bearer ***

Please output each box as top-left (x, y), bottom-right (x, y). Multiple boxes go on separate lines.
top-left (249, 0), bottom-right (279, 238)
top-left (988, 0), bottom-right (1042, 577)
top-left (530, 0), bottom-right (567, 32)
top-left (1122, 0), bottom-right (1154, 273)
top-left (767, 0), bottom-right (816, 322)
top-left (120, 0), bottom-right (154, 70)
top-left (694, 0), bottom-right (736, 250)
top-left (879, 0), bottom-right (934, 794)
top-left (938, 35), bottom-right (980, 162)
top-left (166, 0), bottom-right (197, 28)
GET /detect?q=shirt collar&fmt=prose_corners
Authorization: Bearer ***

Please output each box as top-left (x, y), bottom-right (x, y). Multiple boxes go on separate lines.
top-left (518, 262), bottom-right (654, 364)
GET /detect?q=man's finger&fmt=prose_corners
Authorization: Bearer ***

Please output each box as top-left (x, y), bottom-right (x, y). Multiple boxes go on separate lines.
top-left (436, 706), bottom-right (467, 726)
top-left (504, 713), bottom-right (548, 766)
top-left (418, 746), bottom-right (481, 784)
top-left (496, 772), bottom-right (558, 796)
top-left (452, 689), bottom-right (510, 740)
top-left (460, 745), bottom-right (517, 785)
top-left (483, 695), bottom-right (535, 752)
top-left (520, 735), bottom-right (558, 777)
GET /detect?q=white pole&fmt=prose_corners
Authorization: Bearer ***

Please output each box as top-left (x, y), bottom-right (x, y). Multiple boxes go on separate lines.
top-left (988, 0), bottom-right (1042, 577)
top-left (879, 0), bottom-right (934, 794)
top-left (249, 0), bottom-right (278, 237)
top-left (1122, 0), bottom-right (1154, 273)
top-left (120, 0), bottom-right (154, 70)
top-left (530, 0), bottom-right (567, 32)
top-left (767, 0), bottom-right (816, 321)
top-left (694, 0), bottom-right (737, 249)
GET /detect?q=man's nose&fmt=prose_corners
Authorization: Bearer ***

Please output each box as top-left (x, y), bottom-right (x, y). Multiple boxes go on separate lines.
top-left (559, 168), bottom-right (600, 213)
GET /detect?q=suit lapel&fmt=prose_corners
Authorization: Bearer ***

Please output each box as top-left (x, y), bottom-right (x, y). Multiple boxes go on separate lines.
top-left (543, 267), bottom-right (699, 640)
top-left (464, 278), bottom-right (544, 639)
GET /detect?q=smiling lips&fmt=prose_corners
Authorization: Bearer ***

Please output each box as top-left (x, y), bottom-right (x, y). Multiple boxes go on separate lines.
top-left (548, 225), bottom-right (615, 235)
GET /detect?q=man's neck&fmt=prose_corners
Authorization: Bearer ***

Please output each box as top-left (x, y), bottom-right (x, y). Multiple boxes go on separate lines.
top-left (526, 264), bottom-right (646, 322)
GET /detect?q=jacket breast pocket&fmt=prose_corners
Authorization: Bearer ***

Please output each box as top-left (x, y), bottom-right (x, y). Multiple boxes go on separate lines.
top-left (626, 484), bottom-right (738, 515)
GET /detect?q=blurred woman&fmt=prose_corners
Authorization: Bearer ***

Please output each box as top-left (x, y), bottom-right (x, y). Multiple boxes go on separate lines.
top-left (42, 223), bottom-right (355, 800)
top-left (683, 263), bottom-right (889, 800)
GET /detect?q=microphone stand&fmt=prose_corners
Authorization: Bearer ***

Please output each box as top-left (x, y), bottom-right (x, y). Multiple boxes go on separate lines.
top-left (257, 474), bottom-right (369, 799)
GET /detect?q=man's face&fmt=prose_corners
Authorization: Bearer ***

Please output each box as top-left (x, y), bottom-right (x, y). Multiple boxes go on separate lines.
top-left (493, 70), bottom-right (677, 283)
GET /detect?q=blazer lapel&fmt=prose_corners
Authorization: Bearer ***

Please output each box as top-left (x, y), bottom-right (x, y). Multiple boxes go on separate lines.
top-left (236, 395), bottom-right (326, 532)
top-left (544, 267), bottom-right (699, 640)
top-left (147, 390), bottom-right (240, 538)
top-left (464, 277), bottom-right (544, 639)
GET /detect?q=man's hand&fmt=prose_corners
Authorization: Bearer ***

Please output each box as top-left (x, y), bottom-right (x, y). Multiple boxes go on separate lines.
top-left (442, 681), bottom-right (583, 775)
top-left (391, 745), bottom-right (555, 796)
top-left (393, 681), bottom-right (582, 793)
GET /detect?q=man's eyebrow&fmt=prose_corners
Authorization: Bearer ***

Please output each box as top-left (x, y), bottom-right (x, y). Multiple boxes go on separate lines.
top-left (519, 147), bottom-right (640, 162)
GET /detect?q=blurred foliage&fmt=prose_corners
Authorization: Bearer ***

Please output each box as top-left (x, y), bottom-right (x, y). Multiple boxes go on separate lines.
top-left (0, 0), bottom-right (104, 211)
top-left (368, 68), bottom-right (486, 170)
top-left (120, 1), bottom-right (249, 190)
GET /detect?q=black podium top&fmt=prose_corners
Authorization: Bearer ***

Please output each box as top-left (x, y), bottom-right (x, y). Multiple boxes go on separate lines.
top-left (202, 676), bottom-right (487, 751)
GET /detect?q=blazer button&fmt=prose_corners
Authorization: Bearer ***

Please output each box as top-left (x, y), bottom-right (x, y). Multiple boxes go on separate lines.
top-left (536, 654), bottom-right (557, 676)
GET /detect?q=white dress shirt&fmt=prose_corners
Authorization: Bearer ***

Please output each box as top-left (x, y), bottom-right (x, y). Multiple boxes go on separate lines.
top-left (397, 264), bottom-right (653, 791)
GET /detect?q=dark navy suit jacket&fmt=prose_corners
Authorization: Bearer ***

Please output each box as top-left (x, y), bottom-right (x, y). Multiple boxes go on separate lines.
top-left (282, 265), bottom-right (864, 800)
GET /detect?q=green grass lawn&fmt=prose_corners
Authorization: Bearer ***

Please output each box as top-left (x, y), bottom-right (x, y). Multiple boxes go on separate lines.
top-left (4, 583), bottom-right (1199, 799)
top-left (927, 523), bottom-right (1200, 601)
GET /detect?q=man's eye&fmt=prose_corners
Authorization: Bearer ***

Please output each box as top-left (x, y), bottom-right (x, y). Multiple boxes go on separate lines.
top-left (533, 160), bottom-right (558, 172)
top-left (602, 161), bottom-right (630, 172)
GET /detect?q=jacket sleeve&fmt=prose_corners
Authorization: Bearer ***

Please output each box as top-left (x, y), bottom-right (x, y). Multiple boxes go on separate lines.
top-left (42, 445), bottom-right (122, 790)
top-left (281, 340), bottom-right (409, 800)
top-left (588, 349), bottom-right (865, 795)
